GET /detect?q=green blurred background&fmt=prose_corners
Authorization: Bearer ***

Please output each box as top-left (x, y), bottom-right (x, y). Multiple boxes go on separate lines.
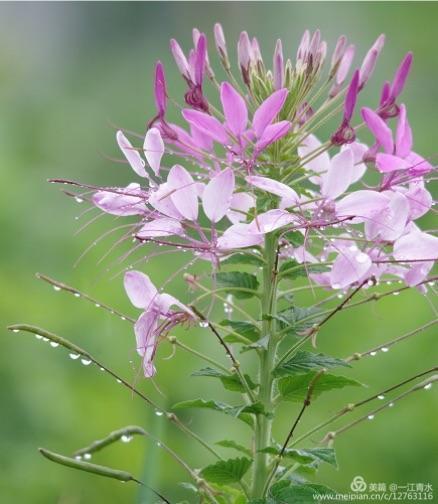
top-left (0, 2), bottom-right (437, 503)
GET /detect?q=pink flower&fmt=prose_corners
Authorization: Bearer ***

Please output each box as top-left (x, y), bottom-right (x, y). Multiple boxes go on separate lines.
top-left (124, 270), bottom-right (193, 377)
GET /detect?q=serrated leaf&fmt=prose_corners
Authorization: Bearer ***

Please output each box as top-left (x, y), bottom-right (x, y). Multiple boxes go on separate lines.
top-left (221, 252), bottom-right (264, 267)
top-left (172, 399), bottom-right (267, 427)
top-left (278, 372), bottom-right (363, 402)
top-left (279, 260), bottom-right (329, 280)
top-left (273, 351), bottom-right (350, 377)
top-left (268, 482), bottom-right (337, 503)
top-left (275, 306), bottom-right (323, 336)
top-left (216, 271), bottom-right (260, 299)
top-left (220, 320), bottom-right (261, 343)
top-left (200, 457), bottom-right (252, 485)
top-left (260, 446), bottom-right (337, 468)
top-left (192, 367), bottom-right (258, 392)
top-left (283, 231), bottom-right (305, 246)
top-left (216, 440), bottom-right (252, 457)
top-left (241, 335), bottom-right (269, 353)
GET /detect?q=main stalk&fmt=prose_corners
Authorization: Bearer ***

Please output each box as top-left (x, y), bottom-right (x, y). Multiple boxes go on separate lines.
top-left (251, 232), bottom-right (279, 498)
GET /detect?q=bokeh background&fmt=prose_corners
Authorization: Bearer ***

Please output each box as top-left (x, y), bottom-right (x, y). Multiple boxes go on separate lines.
top-left (0, 2), bottom-right (437, 503)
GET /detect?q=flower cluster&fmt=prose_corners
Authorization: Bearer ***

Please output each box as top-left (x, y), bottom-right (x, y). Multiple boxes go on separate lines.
top-left (89, 26), bottom-right (437, 377)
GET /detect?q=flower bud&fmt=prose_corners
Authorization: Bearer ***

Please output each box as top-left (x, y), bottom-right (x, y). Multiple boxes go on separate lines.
top-left (273, 39), bottom-right (284, 90)
top-left (170, 39), bottom-right (191, 81)
top-left (214, 22), bottom-right (229, 69)
top-left (238, 31), bottom-right (253, 86)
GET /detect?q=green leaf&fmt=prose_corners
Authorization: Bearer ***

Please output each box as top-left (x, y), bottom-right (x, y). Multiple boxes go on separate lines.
top-left (221, 252), bottom-right (264, 267)
top-left (267, 482), bottom-right (337, 503)
top-left (192, 367), bottom-right (258, 392)
top-left (241, 335), bottom-right (269, 353)
top-left (200, 457), bottom-right (252, 485)
top-left (283, 231), bottom-right (305, 247)
top-left (274, 306), bottom-right (323, 336)
top-left (279, 260), bottom-right (329, 280)
top-left (172, 399), bottom-right (267, 427)
top-left (216, 271), bottom-right (260, 299)
top-left (273, 351), bottom-right (350, 377)
top-left (220, 320), bottom-right (261, 343)
top-left (216, 440), bottom-right (252, 457)
top-left (260, 446), bottom-right (337, 468)
top-left (278, 372), bottom-right (363, 402)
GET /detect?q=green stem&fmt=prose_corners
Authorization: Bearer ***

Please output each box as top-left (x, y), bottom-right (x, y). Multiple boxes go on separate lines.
top-left (251, 234), bottom-right (279, 498)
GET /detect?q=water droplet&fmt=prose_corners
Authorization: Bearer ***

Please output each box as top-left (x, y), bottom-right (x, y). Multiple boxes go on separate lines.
top-left (53, 285), bottom-right (61, 291)
top-left (388, 402), bottom-right (394, 408)
top-left (156, 441), bottom-right (162, 447)
top-left (50, 342), bottom-right (59, 348)
top-left (337, 293), bottom-right (344, 299)
top-left (95, 303), bottom-right (101, 308)
top-left (42, 337), bottom-right (49, 342)
top-left (35, 334), bottom-right (43, 340)
top-left (83, 453), bottom-right (92, 460)
top-left (424, 383), bottom-right (433, 391)
top-left (377, 395), bottom-right (385, 400)
top-left (99, 367), bottom-right (105, 372)
top-left (367, 414), bottom-right (375, 420)
top-left (75, 455), bottom-right (82, 461)
top-left (392, 291), bottom-right (400, 296)
top-left (370, 351), bottom-right (377, 357)
top-left (349, 245), bottom-right (359, 252)
top-left (12, 329), bottom-right (20, 333)
top-left (69, 353), bottom-right (80, 360)
top-left (367, 279), bottom-right (374, 287)
top-left (381, 347), bottom-right (389, 353)
top-left (116, 379), bottom-right (122, 384)
top-left (121, 434), bottom-right (132, 443)
top-left (80, 358), bottom-right (92, 366)
top-left (75, 197), bottom-right (84, 203)
top-left (74, 292), bottom-right (81, 298)
top-left (120, 316), bottom-right (126, 321)
top-left (199, 321), bottom-right (209, 328)
top-left (356, 252), bottom-right (369, 264)
top-left (332, 283), bottom-right (341, 290)
top-left (155, 410), bottom-right (164, 417)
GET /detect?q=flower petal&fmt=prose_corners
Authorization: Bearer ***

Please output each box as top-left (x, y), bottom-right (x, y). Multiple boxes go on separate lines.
top-left (167, 165), bottom-right (199, 221)
top-left (137, 217), bottom-right (184, 238)
top-left (375, 153), bottom-right (410, 173)
top-left (361, 107), bottom-right (394, 154)
top-left (124, 270), bottom-right (158, 310)
top-left (394, 230), bottom-right (438, 262)
top-left (330, 248), bottom-right (372, 289)
top-left (92, 183), bottom-right (145, 216)
top-left (144, 128), bottom-right (164, 175)
top-left (134, 311), bottom-right (159, 377)
top-left (252, 88), bottom-right (288, 137)
top-left (217, 223), bottom-right (264, 249)
top-left (249, 209), bottom-right (295, 234)
top-left (321, 148), bottom-right (354, 199)
top-left (182, 109), bottom-right (228, 144)
top-left (202, 168), bottom-right (235, 223)
top-left (246, 175), bottom-right (298, 207)
top-left (149, 182), bottom-right (183, 219)
top-left (336, 190), bottom-right (389, 223)
top-left (395, 104), bottom-right (412, 158)
top-left (220, 82), bottom-right (248, 136)
top-left (116, 131), bottom-right (147, 178)
top-left (365, 191), bottom-right (409, 241)
top-left (255, 121), bottom-right (290, 152)
top-left (298, 134), bottom-right (330, 183)
top-left (227, 192), bottom-right (255, 224)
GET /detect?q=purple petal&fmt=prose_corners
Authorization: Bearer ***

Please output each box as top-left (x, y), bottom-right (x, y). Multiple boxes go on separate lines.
top-left (336, 190), bottom-right (389, 223)
top-left (321, 148), bottom-right (354, 199)
top-left (170, 39), bottom-right (191, 79)
top-left (217, 223), bottom-right (264, 249)
top-left (214, 23), bottom-right (228, 59)
top-left (116, 131), bottom-right (147, 178)
top-left (390, 52), bottom-right (413, 99)
top-left (246, 175), bottom-right (298, 207)
top-left (330, 248), bottom-right (372, 289)
top-left (220, 82), bottom-right (248, 136)
top-left (375, 153), bottom-right (410, 173)
top-left (252, 88), bottom-right (288, 138)
top-left (202, 168), bottom-right (235, 223)
top-left (273, 39), bottom-right (284, 90)
top-left (255, 121), bottom-right (291, 152)
top-left (405, 152), bottom-right (434, 176)
top-left (92, 183), bottom-right (145, 216)
top-left (404, 182), bottom-right (432, 220)
top-left (134, 311), bottom-right (159, 377)
top-left (182, 109), bottom-right (228, 144)
top-left (227, 192), bottom-right (255, 223)
top-left (144, 127), bottom-right (164, 175)
top-left (344, 70), bottom-right (359, 122)
top-left (298, 134), bottom-right (331, 183)
top-left (395, 104), bottom-right (412, 158)
top-left (365, 191), bottom-right (409, 241)
top-left (335, 44), bottom-right (355, 85)
top-left (167, 164), bottom-right (199, 221)
top-left (394, 230), bottom-right (438, 262)
top-left (137, 217), bottom-right (183, 238)
top-left (249, 209), bottom-right (295, 234)
top-left (149, 182), bottom-right (183, 219)
top-left (195, 33), bottom-right (207, 85)
top-left (361, 107), bottom-right (394, 154)
top-left (154, 61), bottom-right (167, 117)
top-left (124, 270), bottom-right (158, 310)
top-left (359, 34), bottom-right (385, 88)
